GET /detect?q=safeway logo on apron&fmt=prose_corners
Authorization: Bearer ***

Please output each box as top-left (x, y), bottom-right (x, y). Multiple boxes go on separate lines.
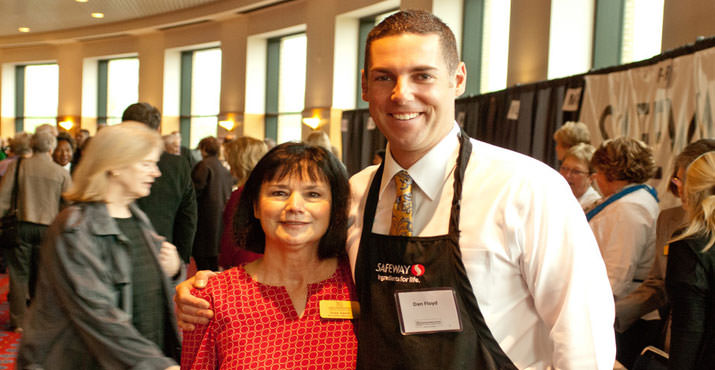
top-left (375, 263), bottom-right (424, 283)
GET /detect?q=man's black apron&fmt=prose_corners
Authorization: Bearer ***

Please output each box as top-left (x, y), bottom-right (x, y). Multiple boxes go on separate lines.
top-left (355, 132), bottom-right (518, 370)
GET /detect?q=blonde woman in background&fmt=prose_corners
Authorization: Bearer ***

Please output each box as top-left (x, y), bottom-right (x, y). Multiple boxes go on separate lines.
top-left (553, 121), bottom-right (591, 161)
top-left (559, 143), bottom-right (600, 210)
top-left (666, 151), bottom-right (715, 370)
top-left (218, 137), bottom-right (269, 269)
top-left (18, 122), bottom-right (182, 370)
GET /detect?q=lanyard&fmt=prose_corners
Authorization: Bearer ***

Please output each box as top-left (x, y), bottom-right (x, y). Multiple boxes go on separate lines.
top-left (586, 184), bottom-right (658, 221)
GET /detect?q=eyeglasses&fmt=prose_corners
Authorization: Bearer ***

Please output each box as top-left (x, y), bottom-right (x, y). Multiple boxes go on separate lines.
top-left (559, 166), bottom-right (590, 177)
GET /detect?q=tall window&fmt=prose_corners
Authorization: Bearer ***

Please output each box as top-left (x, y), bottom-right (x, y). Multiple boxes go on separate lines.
top-left (547, 0), bottom-right (594, 79)
top-left (621, 0), bottom-right (664, 64)
top-left (463, 0), bottom-right (511, 95)
top-left (98, 57), bottom-right (139, 125)
top-left (265, 34), bottom-right (307, 144)
top-left (355, 10), bottom-right (399, 109)
top-left (181, 47), bottom-right (222, 148)
top-left (16, 64), bottom-right (59, 133)
top-left (480, 0), bottom-right (510, 93)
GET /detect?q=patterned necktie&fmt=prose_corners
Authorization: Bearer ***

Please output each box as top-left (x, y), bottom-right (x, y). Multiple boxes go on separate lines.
top-left (390, 170), bottom-right (413, 236)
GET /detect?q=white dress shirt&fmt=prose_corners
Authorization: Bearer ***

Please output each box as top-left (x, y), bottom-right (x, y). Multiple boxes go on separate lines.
top-left (589, 186), bottom-right (659, 300)
top-left (348, 124), bottom-right (616, 370)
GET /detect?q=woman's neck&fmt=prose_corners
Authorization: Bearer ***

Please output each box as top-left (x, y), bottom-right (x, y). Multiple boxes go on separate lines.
top-left (249, 248), bottom-right (336, 287)
top-left (603, 180), bottom-right (631, 198)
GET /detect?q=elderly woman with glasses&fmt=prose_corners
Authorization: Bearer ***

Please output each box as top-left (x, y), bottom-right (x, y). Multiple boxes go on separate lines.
top-left (559, 143), bottom-right (600, 210)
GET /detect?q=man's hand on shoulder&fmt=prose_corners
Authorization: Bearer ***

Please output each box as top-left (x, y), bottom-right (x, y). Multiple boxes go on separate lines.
top-left (174, 270), bottom-right (217, 330)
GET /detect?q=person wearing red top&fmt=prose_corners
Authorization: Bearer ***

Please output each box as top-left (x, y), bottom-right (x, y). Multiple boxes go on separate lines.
top-left (181, 143), bottom-right (357, 369)
top-left (218, 137), bottom-right (267, 269)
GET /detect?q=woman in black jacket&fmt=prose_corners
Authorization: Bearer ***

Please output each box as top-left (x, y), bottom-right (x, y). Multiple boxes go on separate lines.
top-left (667, 151), bottom-right (715, 370)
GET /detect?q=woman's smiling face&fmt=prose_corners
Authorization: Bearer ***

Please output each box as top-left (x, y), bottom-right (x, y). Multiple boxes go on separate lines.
top-left (255, 174), bottom-right (332, 253)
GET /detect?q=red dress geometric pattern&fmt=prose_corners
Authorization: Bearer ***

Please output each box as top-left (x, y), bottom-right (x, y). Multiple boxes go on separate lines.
top-left (181, 260), bottom-right (357, 369)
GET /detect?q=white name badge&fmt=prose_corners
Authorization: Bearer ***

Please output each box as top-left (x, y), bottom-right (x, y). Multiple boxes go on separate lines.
top-left (394, 288), bottom-right (463, 335)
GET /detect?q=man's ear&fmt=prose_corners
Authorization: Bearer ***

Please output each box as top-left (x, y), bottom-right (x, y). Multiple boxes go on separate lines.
top-left (361, 69), bottom-right (368, 102)
top-left (454, 62), bottom-right (467, 97)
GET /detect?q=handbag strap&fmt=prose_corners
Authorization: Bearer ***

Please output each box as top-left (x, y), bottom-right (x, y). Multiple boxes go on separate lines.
top-left (10, 158), bottom-right (21, 211)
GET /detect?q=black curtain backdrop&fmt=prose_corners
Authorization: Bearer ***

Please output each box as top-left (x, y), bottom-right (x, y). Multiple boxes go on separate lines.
top-left (342, 75), bottom-right (585, 175)
top-left (340, 35), bottom-right (715, 176)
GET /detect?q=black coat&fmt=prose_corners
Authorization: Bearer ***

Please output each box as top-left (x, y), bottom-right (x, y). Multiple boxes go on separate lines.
top-left (136, 152), bottom-right (197, 262)
top-left (191, 156), bottom-right (233, 258)
top-left (667, 234), bottom-right (715, 370)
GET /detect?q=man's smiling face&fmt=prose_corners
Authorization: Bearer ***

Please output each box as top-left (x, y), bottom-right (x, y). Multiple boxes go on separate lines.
top-left (362, 33), bottom-right (466, 168)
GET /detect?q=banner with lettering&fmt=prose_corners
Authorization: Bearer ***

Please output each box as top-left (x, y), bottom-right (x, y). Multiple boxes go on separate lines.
top-left (580, 47), bottom-right (715, 208)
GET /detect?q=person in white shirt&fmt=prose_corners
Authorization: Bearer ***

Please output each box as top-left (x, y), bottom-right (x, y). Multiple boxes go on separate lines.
top-left (559, 142), bottom-right (601, 210)
top-left (174, 10), bottom-right (615, 370)
top-left (587, 137), bottom-right (659, 368)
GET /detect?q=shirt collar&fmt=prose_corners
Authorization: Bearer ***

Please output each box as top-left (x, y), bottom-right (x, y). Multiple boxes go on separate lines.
top-left (380, 123), bottom-right (461, 201)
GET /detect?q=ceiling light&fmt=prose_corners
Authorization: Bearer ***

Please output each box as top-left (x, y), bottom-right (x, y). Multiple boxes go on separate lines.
top-left (75, 0), bottom-right (88, 3)
top-left (91, 12), bottom-right (104, 18)
top-left (18, 27), bottom-right (30, 33)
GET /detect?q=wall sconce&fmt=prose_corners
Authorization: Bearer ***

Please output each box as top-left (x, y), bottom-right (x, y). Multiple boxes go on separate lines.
top-left (59, 120), bottom-right (74, 131)
top-left (302, 116), bottom-right (321, 129)
top-left (302, 108), bottom-right (331, 130)
top-left (218, 119), bottom-right (235, 131)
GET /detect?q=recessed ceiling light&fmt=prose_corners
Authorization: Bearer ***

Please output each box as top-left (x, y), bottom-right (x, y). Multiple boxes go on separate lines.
top-left (75, 0), bottom-right (88, 3)
top-left (91, 12), bottom-right (104, 18)
top-left (18, 27), bottom-right (30, 33)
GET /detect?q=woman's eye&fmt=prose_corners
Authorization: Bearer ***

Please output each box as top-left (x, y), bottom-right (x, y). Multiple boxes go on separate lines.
top-left (308, 192), bottom-right (322, 198)
top-left (271, 190), bottom-right (287, 197)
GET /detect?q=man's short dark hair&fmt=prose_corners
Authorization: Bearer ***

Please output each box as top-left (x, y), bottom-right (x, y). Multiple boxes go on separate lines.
top-left (234, 142), bottom-right (349, 260)
top-left (122, 102), bottom-right (161, 130)
top-left (198, 137), bottom-right (220, 156)
top-left (364, 9), bottom-right (459, 77)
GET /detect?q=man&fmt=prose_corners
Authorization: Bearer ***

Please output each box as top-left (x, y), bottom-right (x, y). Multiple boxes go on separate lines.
top-left (123, 102), bottom-right (198, 263)
top-left (176, 10), bottom-right (615, 369)
top-left (71, 128), bottom-right (90, 169)
top-left (0, 129), bottom-right (71, 331)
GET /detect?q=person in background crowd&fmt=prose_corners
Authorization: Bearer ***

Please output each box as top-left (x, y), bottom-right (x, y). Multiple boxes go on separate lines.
top-left (125, 102), bottom-right (198, 265)
top-left (53, 132), bottom-right (75, 172)
top-left (616, 139), bottom-right (715, 356)
top-left (191, 137), bottom-right (233, 271)
top-left (559, 142), bottom-right (600, 210)
top-left (176, 10), bottom-right (615, 370)
top-left (0, 138), bottom-right (7, 161)
top-left (666, 151), bottom-right (715, 370)
top-left (181, 143), bottom-right (356, 369)
top-left (218, 136), bottom-right (268, 269)
top-left (163, 133), bottom-right (181, 156)
top-left (0, 129), bottom-right (71, 332)
top-left (0, 132), bottom-right (32, 177)
top-left (553, 121), bottom-right (591, 162)
top-left (71, 128), bottom-right (90, 169)
top-left (18, 122), bottom-right (182, 370)
top-left (588, 137), bottom-right (659, 368)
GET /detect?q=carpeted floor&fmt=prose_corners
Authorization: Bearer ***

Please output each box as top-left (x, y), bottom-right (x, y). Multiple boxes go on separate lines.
top-left (0, 274), bottom-right (19, 370)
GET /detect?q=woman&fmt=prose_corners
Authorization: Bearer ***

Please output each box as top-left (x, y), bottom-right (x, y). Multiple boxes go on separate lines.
top-left (588, 137), bottom-right (659, 368)
top-left (218, 136), bottom-right (268, 268)
top-left (191, 136), bottom-right (234, 271)
top-left (666, 151), bottom-right (715, 369)
top-left (18, 122), bottom-right (182, 370)
top-left (553, 121), bottom-right (591, 161)
top-left (559, 142), bottom-right (600, 210)
top-left (181, 143), bottom-right (357, 369)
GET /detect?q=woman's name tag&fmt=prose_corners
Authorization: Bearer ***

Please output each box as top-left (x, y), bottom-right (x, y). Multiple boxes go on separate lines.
top-left (319, 300), bottom-right (360, 319)
top-left (394, 288), bottom-right (463, 335)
